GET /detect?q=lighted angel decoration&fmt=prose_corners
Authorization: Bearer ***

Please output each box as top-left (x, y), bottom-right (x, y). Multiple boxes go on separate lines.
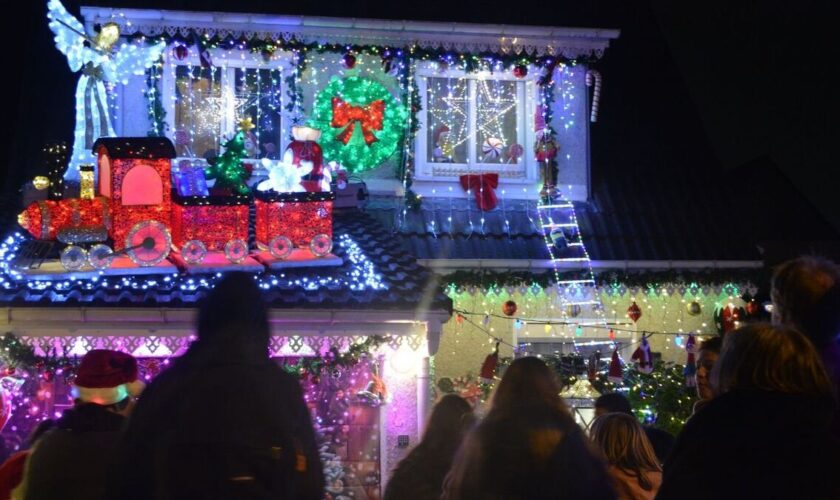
top-left (47, 0), bottom-right (165, 185)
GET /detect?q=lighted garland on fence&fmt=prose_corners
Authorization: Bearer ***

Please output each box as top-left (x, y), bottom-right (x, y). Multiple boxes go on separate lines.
top-left (145, 59), bottom-right (167, 137)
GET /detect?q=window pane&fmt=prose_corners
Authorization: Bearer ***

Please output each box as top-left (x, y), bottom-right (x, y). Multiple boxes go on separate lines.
top-left (234, 68), bottom-right (284, 159)
top-left (425, 77), bottom-right (469, 164)
top-left (174, 66), bottom-right (222, 159)
top-left (475, 79), bottom-right (520, 165)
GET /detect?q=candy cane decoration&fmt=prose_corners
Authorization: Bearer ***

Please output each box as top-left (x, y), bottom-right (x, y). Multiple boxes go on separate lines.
top-left (586, 69), bottom-right (602, 122)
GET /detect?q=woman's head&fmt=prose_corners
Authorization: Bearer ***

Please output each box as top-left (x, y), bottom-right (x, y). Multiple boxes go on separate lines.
top-left (696, 336), bottom-right (723, 400)
top-left (422, 394), bottom-right (474, 451)
top-left (590, 412), bottom-right (661, 490)
top-left (771, 256), bottom-right (840, 346)
top-left (491, 357), bottom-right (564, 413)
top-left (711, 323), bottom-right (832, 398)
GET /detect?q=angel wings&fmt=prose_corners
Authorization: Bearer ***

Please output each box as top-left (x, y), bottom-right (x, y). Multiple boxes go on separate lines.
top-left (47, 0), bottom-right (166, 183)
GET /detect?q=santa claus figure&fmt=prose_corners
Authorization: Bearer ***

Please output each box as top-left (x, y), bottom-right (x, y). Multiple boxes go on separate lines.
top-left (432, 125), bottom-right (453, 162)
top-left (285, 126), bottom-right (329, 191)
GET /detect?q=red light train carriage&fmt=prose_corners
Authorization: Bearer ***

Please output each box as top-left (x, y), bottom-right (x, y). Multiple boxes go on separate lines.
top-left (17, 137), bottom-right (335, 271)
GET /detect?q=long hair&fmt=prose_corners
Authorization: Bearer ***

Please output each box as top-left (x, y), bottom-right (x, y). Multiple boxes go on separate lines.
top-left (590, 413), bottom-right (661, 491)
top-left (711, 322), bottom-right (833, 398)
top-left (491, 356), bottom-right (566, 414)
top-left (417, 394), bottom-right (474, 455)
top-left (386, 395), bottom-right (473, 500)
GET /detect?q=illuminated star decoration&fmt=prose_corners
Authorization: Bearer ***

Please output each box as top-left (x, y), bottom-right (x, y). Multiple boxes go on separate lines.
top-left (427, 78), bottom-right (470, 157)
top-left (238, 116), bottom-right (256, 132)
top-left (475, 80), bottom-right (517, 161)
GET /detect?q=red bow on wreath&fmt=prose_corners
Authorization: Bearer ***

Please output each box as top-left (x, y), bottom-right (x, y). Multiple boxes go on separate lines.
top-left (331, 97), bottom-right (384, 145)
top-left (459, 173), bottom-right (499, 211)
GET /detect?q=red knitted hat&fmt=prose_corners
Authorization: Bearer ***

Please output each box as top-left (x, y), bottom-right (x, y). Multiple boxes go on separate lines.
top-left (72, 350), bottom-right (145, 405)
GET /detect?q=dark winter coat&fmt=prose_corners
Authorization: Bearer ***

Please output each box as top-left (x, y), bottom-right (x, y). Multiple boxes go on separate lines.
top-left (19, 404), bottom-right (125, 500)
top-left (657, 389), bottom-right (840, 500)
top-left (107, 332), bottom-right (324, 500)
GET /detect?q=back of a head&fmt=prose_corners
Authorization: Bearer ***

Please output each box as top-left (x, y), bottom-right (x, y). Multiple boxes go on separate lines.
top-left (594, 392), bottom-right (633, 416)
top-left (699, 335), bottom-right (723, 354)
top-left (422, 394), bottom-right (474, 451)
top-left (197, 272), bottom-right (269, 343)
top-left (712, 322), bottom-right (833, 398)
top-left (590, 413), bottom-right (660, 476)
top-left (772, 256), bottom-right (840, 346)
top-left (491, 357), bottom-right (564, 413)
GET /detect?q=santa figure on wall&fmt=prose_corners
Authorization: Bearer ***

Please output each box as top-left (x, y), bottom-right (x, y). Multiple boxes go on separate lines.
top-left (631, 334), bottom-right (654, 374)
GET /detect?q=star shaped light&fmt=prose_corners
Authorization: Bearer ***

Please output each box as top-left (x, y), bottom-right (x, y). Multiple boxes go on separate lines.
top-left (238, 116), bottom-right (256, 132)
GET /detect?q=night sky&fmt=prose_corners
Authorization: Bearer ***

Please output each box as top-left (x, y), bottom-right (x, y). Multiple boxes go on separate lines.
top-left (3, 0), bottom-right (837, 235)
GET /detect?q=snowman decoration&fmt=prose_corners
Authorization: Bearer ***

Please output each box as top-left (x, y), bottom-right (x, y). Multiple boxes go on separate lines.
top-left (259, 126), bottom-right (340, 193)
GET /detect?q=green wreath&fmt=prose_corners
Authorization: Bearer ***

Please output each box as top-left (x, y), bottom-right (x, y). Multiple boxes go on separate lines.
top-left (309, 76), bottom-right (408, 173)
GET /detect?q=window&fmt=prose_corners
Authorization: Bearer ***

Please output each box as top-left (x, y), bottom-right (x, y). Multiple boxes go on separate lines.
top-left (165, 55), bottom-right (285, 162)
top-left (416, 70), bottom-right (534, 181)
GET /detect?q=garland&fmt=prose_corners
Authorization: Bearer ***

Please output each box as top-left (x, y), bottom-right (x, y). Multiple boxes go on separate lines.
top-left (281, 335), bottom-right (389, 381)
top-left (308, 76), bottom-right (408, 173)
top-left (145, 61), bottom-right (167, 137)
top-left (444, 268), bottom-right (768, 293)
top-left (0, 333), bottom-right (75, 381)
top-left (129, 32), bottom-right (599, 70)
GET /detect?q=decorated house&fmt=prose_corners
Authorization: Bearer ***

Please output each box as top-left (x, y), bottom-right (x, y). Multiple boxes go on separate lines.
top-left (5, 1), bottom-right (837, 495)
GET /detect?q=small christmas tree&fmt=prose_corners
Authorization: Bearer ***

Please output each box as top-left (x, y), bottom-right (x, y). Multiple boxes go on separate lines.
top-left (204, 117), bottom-right (254, 195)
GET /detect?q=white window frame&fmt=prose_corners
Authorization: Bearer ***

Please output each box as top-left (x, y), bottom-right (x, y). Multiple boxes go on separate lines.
top-left (161, 48), bottom-right (295, 167)
top-left (413, 64), bottom-right (539, 197)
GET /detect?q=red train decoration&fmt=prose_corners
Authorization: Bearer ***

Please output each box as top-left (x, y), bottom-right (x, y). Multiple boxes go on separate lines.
top-left (17, 137), bottom-right (335, 271)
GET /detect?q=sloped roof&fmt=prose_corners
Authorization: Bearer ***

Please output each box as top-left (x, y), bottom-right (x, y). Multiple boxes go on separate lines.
top-left (0, 210), bottom-right (451, 312)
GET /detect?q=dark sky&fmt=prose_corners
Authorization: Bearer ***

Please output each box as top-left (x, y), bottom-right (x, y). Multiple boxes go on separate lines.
top-left (3, 0), bottom-right (837, 233)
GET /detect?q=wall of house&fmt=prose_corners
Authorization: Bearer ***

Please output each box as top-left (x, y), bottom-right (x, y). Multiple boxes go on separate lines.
top-left (433, 284), bottom-right (750, 382)
top-left (112, 47), bottom-right (593, 201)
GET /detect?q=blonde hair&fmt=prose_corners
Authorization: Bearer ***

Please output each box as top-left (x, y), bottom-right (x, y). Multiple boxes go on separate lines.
top-left (590, 413), bottom-right (661, 491)
top-left (711, 322), bottom-right (833, 398)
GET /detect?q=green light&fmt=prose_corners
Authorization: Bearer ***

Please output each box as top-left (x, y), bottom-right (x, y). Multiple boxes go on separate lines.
top-left (309, 76), bottom-right (408, 173)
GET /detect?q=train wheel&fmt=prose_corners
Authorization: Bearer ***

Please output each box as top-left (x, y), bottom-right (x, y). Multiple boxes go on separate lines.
top-left (268, 236), bottom-right (293, 260)
top-left (181, 240), bottom-right (207, 265)
top-left (310, 234), bottom-right (333, 257)
top-left (60, 245), bottom-right (88, 271)
top-left (88, 244), bottom-right (114, 270)
top-left (125, 221), bottom-right (172, 267)
top-left (224, 239), bottom-right (249, 264)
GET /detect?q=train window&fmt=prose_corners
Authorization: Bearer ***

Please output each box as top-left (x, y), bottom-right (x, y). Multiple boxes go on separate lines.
top-left (99, 154), bottom-right (111, 198)
top-left (121, 164), bottom-right (163, 206)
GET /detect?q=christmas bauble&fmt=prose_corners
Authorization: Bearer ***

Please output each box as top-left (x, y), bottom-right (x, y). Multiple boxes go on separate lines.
top-left (502, 300), bottom-right (517, 316)
top-left (32, 176), bottom-right (50, 190)
top-left (686, 301), bottom-right (702, 316)
top-left (482, 137), bottom-right (504, 159)
top-left (172, 44), bottom-right (189, 61)
top-left (566, 304), bottom-right (582, 318)
top-left (342, 53), bottom-right (357, 69)
top-left (627, 301), bottom-right (642, 323)
top-left (513, 64), bottom-right (528, 78)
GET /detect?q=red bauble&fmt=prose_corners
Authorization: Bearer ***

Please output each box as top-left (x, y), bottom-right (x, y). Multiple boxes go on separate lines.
top-left (513, 64), bottom-right (528, 78)
top-left (745, 300), bottom-right (759, 316)
top-left (172, 44), bottom-right (189, 61)
top-left (342, 53), bottom-right (357, 69)
top-left (455, 314), bottom-right (464, 325)
top-left (502, 300), bottom-right (518, 316)
top-left (627, 301), bottom-right (642, 323)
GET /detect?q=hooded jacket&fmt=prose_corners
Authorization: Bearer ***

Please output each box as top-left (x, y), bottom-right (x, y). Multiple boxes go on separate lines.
top-left (107, 273), bottom-right (324, 499)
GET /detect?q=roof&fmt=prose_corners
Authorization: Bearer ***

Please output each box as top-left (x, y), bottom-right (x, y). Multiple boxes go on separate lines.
top-left (80, 6), bottom-right (619, 58)
top-left (365, 156), bottom-right (840, 263)
top-left (91, 137), bottom-right (176, 160)
top-left (0, 209), bottom-right (452, 313)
